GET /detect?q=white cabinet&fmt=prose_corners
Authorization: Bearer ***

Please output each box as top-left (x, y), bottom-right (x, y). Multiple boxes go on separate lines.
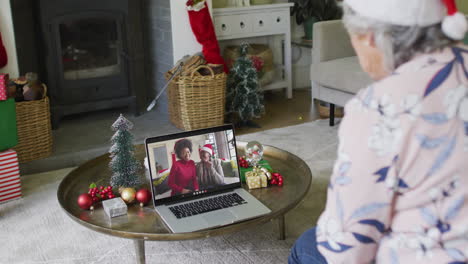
top-left (213, 3), bottom-right (294, 98)
top-left (214, 15), bottom-right (253, 37)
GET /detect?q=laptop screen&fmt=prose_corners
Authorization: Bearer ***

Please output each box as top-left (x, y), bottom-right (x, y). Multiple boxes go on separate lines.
top-left (145, 125), bottom-right (241, 205)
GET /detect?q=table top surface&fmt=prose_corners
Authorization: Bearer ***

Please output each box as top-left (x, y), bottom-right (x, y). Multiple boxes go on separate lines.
top-left (57, 142), bottom-right (312, 241)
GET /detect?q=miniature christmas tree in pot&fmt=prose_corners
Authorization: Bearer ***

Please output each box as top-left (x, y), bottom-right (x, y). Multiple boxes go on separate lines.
top-left (109, 114), bottom-right (142, 189)
top-left (226, 43), bottom-right (265, 127)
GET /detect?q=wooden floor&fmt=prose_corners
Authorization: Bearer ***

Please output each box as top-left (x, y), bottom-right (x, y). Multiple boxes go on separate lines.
top-left (236, 88), bottom-right (320, 135)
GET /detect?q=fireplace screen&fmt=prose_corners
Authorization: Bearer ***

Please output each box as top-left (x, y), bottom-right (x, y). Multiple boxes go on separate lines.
top-left (59, 18), bottom-right (121, 80)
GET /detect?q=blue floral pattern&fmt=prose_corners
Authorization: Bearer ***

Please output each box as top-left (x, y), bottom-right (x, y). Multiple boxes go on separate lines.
top-left (316, 46), bottom-right (468, 264)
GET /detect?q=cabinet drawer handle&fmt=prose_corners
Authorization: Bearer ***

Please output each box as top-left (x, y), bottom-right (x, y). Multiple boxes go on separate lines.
top-left (259, 20), bottom-right (264, 26)
top-left (277, 17), bottom-right (281, 23)
top-left (240, 21), bottom-right (245, 28)
top-left (222, 24), bottom-right (227, 31)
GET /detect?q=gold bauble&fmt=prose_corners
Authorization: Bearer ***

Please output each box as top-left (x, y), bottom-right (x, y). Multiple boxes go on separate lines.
top-left (120, 188), bottom-right (136, 204)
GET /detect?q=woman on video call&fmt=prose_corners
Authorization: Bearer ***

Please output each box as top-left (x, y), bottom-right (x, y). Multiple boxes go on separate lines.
top-left (196, 144), bottom-right (225, 190)
top-left (168, 139), bottom-right (199, 196)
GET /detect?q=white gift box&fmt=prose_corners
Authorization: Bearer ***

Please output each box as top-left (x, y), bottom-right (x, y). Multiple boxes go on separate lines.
top-left (102, 197), bottom-right (127, 218)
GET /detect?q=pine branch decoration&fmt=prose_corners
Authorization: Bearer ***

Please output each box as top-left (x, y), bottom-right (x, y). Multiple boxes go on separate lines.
top-left (226, 43), bottom-right (265, 123)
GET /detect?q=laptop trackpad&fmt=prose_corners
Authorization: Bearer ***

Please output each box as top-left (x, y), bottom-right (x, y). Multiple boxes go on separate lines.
top-left (203, 211), bottom-right (237, 226)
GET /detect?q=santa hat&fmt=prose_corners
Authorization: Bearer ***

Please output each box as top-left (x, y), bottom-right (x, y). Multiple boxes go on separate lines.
top-left (345, 0), bottom-right (467, 40)
top-left (200, 144), bottom-right (213, 156)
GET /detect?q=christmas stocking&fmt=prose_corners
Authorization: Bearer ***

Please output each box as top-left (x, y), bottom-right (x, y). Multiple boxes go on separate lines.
top-left (0, 32), bottom-right (7, 68)
top-left (186, 0), bottom-right (227, 72)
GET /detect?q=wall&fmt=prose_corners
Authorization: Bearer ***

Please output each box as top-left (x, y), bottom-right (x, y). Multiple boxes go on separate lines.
top-left (0, 0), bottom-right (19, 76)
top-left (457, 0), bottom-right (468, 14)
top-left (145, 0), bottom-right (174, 109)
top-left (170, 0), bottom-right (213, 62)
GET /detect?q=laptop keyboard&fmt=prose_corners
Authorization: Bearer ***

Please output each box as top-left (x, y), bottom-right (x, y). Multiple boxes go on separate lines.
top-left (168, 193), bottom-right (247, 219)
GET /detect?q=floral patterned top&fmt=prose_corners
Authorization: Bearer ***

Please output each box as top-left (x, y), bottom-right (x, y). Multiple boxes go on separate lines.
top-left (316, 45), bottom-right (468, 264)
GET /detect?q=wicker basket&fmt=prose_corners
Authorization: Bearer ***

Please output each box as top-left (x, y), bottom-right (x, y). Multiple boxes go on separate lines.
top-left (168, 65), bottom-right (227, 131)
top-left (13, 84), bottom-right (53, 163)
top-left (316, 100), bottom-right (344, 119)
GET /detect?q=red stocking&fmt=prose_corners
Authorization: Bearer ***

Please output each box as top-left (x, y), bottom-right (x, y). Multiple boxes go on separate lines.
top-left (0, 33), bottom-right (7, 68)
top-left (187, 1), bottom-right (227, 72)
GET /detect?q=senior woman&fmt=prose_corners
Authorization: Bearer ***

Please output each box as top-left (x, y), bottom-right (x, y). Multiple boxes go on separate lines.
top-left (290, 0), bottom-right (468, 263)
top-left (196, 144), bottom-right (225, 190)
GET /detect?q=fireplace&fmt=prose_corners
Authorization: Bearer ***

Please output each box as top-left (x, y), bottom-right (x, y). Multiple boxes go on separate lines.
top-left (36, 0), bottom-right (147, 128)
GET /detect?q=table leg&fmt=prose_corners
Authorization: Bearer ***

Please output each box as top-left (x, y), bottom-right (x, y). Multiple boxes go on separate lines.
top-left (329, 104), bottom-right (335, 127)
top-left (133, 239), bottom-right (146, 264)
top-left (278, 214), bottom-right (285, 240)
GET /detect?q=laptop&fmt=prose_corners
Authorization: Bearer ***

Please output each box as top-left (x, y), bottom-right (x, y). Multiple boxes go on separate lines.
top-left (145, 124), bottom-right (271, 233)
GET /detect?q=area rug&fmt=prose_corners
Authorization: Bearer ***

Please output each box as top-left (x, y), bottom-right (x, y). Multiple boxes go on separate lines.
top-left (0, 119), bottom-right (339, 264)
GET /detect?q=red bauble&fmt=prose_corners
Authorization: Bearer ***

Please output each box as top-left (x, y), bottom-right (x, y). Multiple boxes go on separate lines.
top-left (136, 188), bottom-right (152, 205)
top-left (77, 193), bottom-right (93, 210)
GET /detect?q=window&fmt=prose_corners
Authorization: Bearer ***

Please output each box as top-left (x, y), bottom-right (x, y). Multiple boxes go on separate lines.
top-left (226, 130), bottom-right (237, 159)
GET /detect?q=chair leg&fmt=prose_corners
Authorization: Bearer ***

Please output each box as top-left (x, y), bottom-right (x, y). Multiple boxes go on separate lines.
top-left (329, 104), bottom-right (335, 127)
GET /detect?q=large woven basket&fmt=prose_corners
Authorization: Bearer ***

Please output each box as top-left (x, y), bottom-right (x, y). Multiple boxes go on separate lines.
top-left (168, 65), bottom-right (227, 131)
top-left (14, 84), bottom-right (53, 163)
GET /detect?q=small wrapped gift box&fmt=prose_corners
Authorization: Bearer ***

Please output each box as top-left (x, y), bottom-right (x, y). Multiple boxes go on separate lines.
top-left (102, 197), bottom-right (128, 218)
top-left (239, 159), bottom-right (272, 183)
top-left (245, 168), bottom-right (268, 190)
top-left (0, 149), bottom-right (22, 204)
top-left (0, 74), bottom-right (9, 101)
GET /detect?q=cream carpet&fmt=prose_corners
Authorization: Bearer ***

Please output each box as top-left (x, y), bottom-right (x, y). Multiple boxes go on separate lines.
top-left (0, 119), bottom-right (339, 264)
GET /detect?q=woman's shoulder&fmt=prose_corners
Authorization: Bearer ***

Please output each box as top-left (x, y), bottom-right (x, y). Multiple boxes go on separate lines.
top-left (354, 46), bottom-right (466, 109)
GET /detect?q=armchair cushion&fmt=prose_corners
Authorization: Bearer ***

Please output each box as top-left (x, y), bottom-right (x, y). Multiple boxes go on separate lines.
top-left (313, 20), bottom-right (355, 63)
top-left (311, 56), bottom-right (372, 95)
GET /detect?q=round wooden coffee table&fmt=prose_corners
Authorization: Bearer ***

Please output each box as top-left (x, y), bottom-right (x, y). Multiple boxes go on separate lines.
top-left (57, 142), bottom-right (312, 263)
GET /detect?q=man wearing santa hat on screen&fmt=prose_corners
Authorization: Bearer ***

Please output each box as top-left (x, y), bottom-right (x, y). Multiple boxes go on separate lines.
top-left (289, 0), bottom-right (468, 263)
top-left (196, 144), bottom-right (225, 190)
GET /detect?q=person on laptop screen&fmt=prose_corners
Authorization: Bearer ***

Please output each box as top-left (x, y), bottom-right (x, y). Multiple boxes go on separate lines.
top-left (196, 144), bottom-right (225, 190)
top-left (167, 139), bottom-right (199, 196)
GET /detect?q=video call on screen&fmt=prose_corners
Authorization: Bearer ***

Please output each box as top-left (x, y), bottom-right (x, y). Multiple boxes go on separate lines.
top-left (148, 130), bottom-right (239, 200)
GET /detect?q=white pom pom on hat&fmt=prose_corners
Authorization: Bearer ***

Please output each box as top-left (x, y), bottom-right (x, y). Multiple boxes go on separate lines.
top-left (344, 0), bottom-right (467, 40)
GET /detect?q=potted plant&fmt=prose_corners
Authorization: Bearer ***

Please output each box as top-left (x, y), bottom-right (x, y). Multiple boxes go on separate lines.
top-left (289, 0), bottom-right (342, 41)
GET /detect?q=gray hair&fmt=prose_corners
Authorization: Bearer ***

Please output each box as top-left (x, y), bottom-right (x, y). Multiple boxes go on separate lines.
top-left (342, 4), bottom-right (456, 71)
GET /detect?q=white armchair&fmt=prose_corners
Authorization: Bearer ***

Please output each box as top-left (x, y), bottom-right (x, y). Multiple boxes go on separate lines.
top-left (310, 20), bottom-right (373, 126)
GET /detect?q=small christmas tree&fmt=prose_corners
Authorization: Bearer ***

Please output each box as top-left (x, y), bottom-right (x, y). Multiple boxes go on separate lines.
top-left (226, 43), bottom-right (265, 126)
top-left (109, 114), bottom-right (141, 188)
